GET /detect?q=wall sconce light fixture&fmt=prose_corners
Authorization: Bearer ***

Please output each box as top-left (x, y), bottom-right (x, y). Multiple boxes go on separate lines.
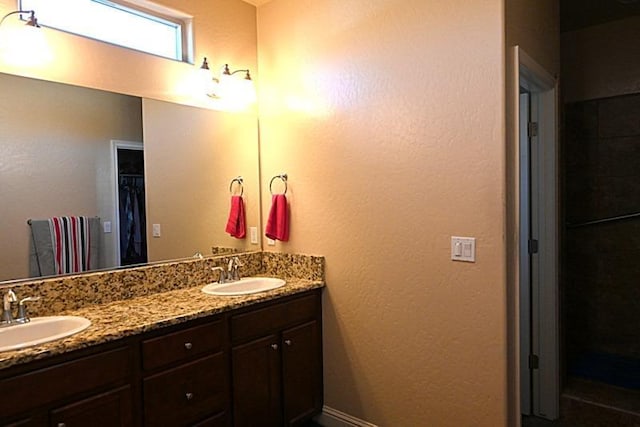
top-left (199, 57), bottom-right (255, 105)
top-left (0, 10), bottom-right (40, 28)
top-left (222, 63), bottom-right (252, 82)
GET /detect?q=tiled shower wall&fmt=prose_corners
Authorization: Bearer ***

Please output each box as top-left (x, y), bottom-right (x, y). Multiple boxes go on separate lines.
top-left (564, 93), bottom-right (640, 361)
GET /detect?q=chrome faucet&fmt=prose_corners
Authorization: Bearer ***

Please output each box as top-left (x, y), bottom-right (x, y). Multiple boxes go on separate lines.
top-left (1, 289), bottom-right (17, 324)
top-left (211, 266), bottom-right (228, 284)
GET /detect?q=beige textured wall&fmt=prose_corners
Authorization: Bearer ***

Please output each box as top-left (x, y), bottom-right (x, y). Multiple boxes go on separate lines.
top-left (142, 99), bottom-right (260, 261)
top-left (0, 73), bottom-right (142, 281)
top-left (506, 0), bottom-right (560, 77)
top-left (504, 1), bottom-right (560, 425)
top-left (0, 0), bottom-right (257, 110)
top-left (562, 16), bottom-right (640, 103)
top-left (257, 0), bottom-right (507, 425)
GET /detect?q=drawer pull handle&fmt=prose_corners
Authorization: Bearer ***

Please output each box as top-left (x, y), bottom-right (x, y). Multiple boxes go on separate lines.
top-left (184, 342), bottom-right (193, 350)
top-left (284, 339), bottom-right (292, 346)
top-left (271, 343), bottom-right (278, 350)
top-left (185, 392), bottom-right (194, 401)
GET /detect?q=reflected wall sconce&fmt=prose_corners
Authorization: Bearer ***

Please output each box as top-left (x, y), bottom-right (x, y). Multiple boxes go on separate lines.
top-left (222, 63), bottom-right (252, 82)
top-left (0, 10), bottom-right (40, 28)
top-left (199, 57), bottom-right (255, 103)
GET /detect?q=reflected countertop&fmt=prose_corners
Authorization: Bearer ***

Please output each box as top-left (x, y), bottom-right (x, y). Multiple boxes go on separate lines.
top-left (0, 278), bottom-right (324, 371)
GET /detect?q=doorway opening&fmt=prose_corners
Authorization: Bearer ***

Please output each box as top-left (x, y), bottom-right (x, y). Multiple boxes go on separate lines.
top-left (113, 141), bottom-right (147, 267)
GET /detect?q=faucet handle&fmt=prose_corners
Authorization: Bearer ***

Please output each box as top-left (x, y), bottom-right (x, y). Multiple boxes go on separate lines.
top-left (229, 257), bottom-right (243, 281)
top-left (2, 289), bottom-right (18, 324)
top-left (211, 266), bottom-right (227, 284)
top-left (3, 288), bottom-right (17, 303)
top-left (16, 296), bottom-right (40, 323)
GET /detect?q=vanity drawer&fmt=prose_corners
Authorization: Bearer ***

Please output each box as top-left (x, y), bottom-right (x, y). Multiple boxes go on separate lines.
top-left (143, 353), bottom-right (227, 426)
top-left (142, 319), bottom-right (224, 371)
top-left (0, 346), bottom-right (132, 419)
top-left (231, 293), bottom-right (318, 343)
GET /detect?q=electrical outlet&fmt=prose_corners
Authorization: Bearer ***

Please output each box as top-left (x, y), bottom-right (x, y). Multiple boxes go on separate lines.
top-left (152, 223), bottom-right (161, 237)
top-left (250, 227), bottom-right (258, 244)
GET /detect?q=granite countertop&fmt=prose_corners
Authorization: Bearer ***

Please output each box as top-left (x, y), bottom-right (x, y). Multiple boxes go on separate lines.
top-left (0, 278), bottom-right (324, 371)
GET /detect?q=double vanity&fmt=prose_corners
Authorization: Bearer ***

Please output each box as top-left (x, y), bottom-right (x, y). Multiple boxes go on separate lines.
top-left (0, 251), bottom-right (325, 426)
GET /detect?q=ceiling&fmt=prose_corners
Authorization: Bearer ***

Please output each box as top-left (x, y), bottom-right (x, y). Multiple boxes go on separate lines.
top-left (561, 0), bottom-right (640, 32)
top-left (241, 0), bottom-right (273, 6)
top-left (240, 0), bottom-right (640, 30)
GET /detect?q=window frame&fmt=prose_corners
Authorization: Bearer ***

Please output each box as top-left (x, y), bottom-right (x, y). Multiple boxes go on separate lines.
top-left (18, 0), bottom-right (194, 63)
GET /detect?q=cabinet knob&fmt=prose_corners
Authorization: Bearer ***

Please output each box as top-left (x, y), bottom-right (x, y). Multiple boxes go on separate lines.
top-left (185, 392), bottom-right (194, 401)
top-left (184, 342), bottom-right (193, 350)
top-left (271, 343), bottom-right (278, 350)
top-left (284, 339), bottom-right (292, 346)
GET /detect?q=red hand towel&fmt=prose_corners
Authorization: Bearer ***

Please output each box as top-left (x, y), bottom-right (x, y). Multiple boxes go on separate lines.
top-left (265, 194), bottom-right (289, 241)
top-left (225, 195), bottom-right (246, 238)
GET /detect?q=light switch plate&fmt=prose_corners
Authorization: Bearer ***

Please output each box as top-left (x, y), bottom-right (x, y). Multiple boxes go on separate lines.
top-left (152, 223), bottom-right (161, 238)
top-left (451, 236), bottom-right (476, 262)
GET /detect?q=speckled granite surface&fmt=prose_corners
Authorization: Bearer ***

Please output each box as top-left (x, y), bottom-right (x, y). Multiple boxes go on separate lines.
top-left (0, 277), bottom-right (323, 370)
top-left (1, 251), bottom-right (264, 318)
top-left (0, 251), bottom-right (324, 370)
top-left (262, 252), bottom-right (325, 281)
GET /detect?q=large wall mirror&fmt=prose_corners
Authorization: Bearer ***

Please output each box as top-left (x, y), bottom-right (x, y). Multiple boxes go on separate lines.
top-left (0, 72), bottom-right (261, 283)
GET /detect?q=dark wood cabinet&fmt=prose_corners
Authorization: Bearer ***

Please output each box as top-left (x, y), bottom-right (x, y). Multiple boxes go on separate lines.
top-left (141, 317), bottom-right (228, 427)
top-left (231, 291), bottom-right (323, 426)
top-left (281, 321), bottom-right (322, 425)
top-left (0, 289), bottom-right (322, 427)
top-left (143, 354), bottom-right (228, 426)
top-left (232, 334), bottom-right (282, 427)
top-left (0, 346), bottom-right (134, 426)
top-left (50, 385), bottom-right (133, 427)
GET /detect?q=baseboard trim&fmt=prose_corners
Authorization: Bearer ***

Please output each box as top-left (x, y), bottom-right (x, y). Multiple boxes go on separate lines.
top-left (314, 406), bottom-right (378, 427)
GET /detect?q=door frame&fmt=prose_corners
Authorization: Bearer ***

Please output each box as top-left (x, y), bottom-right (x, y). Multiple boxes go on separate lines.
top-left (513, 46), bottom-right (559, 421)
top-left (111, 140), bottom-right (144, 267)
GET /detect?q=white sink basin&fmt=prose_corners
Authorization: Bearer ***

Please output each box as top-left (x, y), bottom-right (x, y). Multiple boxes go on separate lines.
top-left (202, 277), bottom-right (286, 296)
top-left (0, 316), bottom-right (91, 353)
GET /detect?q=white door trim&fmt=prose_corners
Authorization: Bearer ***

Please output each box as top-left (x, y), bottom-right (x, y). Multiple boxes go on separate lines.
top-left (519, 91), bottom-right (532, 416)
top-left (514, 46), bottom-right (559, 420)
top-left (111, 140), bottom-right (143, 267)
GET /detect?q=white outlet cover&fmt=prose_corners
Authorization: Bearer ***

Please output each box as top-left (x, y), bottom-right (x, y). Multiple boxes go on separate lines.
top-left (152, 223), bottom-right (161, 237)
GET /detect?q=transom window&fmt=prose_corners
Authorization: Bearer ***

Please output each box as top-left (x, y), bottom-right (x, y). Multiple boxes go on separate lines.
top-left (19, 0), bottom-right (191, 62)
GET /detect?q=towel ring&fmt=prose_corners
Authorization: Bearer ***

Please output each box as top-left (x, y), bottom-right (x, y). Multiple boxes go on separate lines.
top-left (269, 173), bottom-right (288, 195)
top-left (229, 176), bottom-right (244, 196)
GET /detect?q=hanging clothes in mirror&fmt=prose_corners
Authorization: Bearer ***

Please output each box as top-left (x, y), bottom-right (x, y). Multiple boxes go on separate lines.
top-left (119, 174), bottom-right (147, 265)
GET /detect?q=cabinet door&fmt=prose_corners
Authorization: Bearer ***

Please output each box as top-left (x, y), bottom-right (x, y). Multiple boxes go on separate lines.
top-left (191, 411), bottom-right (227, 427)
top-left (4, 415), bottom-right (46, 427)
top-left (49, 385), bottom-right (132, 427)
top-left (282, 321), bottom-right (322, 426)
top-left (232, 335), bottom-right (281, 427)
